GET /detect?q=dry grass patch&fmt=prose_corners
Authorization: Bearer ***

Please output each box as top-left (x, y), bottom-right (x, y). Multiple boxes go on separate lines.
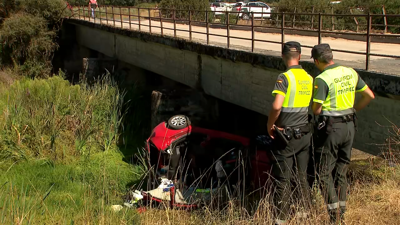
top-left (347, 180), bottom-right (400, 224)
top-left (135, 156), bottom-right (400, 225)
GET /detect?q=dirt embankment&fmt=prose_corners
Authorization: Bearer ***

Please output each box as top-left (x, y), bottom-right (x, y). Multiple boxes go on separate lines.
top-left (0, 71), bottom-right (16, 86)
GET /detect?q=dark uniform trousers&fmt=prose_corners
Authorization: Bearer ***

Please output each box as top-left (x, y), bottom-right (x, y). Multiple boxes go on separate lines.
top-left (271, 132), bottom-right (312, 220)
top-left (314, 120), bottom-right (355, 211)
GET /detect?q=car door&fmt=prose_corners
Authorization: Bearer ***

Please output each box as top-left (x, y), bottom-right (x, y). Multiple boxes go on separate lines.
top-left (211, 3), bottom-right (220, 15)
top-left (258, 2), bottom-right (271, 18)
top-left (248, 2), bottom-right (260, 18)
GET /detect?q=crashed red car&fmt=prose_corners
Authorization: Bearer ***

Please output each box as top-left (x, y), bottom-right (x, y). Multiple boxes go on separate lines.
top-left (141, 115), bottom-right (274, 208)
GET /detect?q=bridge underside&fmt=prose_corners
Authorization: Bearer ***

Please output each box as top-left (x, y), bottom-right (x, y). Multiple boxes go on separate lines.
top-left (65, 20), bottom-right (400, 156)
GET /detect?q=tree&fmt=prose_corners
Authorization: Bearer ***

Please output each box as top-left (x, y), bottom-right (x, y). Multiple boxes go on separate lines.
top-left (159, 0), bottom-right (209, 20)
top-left (0, 0), bottom-right (70, 77)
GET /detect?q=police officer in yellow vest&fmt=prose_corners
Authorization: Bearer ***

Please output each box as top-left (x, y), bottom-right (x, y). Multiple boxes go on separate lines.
top-left (311, 44), bottom-right (375, 224)
top-left (267, 41), bottom-right (313, 224)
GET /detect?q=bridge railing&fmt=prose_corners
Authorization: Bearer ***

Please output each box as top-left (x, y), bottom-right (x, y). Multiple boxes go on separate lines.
top-left (71, 6), bottom-right (400, 71)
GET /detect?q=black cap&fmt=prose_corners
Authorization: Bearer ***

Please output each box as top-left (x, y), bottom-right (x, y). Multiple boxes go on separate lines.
top-left (311, 44), bottom-right (332, 59)
top-left (282, 41), bottom-right (301, 54)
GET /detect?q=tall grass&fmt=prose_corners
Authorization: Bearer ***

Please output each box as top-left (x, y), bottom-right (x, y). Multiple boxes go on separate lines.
top-left (1, 73), bottom-right (399, 224)
top-left (0, 73), bottom-right (144, 223)
top-left (0, 73), bottom-right (126, 161)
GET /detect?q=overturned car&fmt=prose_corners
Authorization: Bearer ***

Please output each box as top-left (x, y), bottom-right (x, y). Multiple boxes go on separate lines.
top-left (131, 115), bottom-right (274, 209)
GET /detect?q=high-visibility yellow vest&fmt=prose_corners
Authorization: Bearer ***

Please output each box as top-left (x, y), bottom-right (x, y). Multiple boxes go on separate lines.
top-left (281, 69), bottom-right (313, 113)
top-left (316, 66), bottom-right (359, 116)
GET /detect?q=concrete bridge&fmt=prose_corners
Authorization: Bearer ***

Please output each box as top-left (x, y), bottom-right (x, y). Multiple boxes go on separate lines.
top-left (62, 18), bottom-right (400, 156)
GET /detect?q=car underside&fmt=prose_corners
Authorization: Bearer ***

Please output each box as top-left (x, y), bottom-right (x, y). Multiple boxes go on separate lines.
top-left (128, 115), bottom-right (274, 209)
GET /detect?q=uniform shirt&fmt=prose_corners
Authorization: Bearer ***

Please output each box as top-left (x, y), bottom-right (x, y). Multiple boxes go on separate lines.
top-left (272, 65), bottom-right (312, 128)
top-left (313, 64), bottom-right (367, 113)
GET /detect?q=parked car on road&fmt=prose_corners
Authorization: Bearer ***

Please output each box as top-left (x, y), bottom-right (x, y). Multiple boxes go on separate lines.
top-left (233, 1), bottom-right (272, 20)
top-left (210, 2), bottom-right (233, 15)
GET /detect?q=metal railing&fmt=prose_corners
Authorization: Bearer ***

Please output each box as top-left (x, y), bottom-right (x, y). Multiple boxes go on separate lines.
top-left (71, 6), bottom-right (400, 71)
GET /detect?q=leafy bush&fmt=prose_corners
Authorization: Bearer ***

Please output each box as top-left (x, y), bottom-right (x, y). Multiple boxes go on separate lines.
top-left (19, 0), bottom-right (72, 26)
top-left (275, 0), bottom-right (400, 32)
top-left (159, 0), bottom-right (209, 21)
top-left (0, 13), bottom-right (57, 78)
top-left (277, 0), bottom-right (331, 13)
top-left (71, 0), bottom-right (140, 6)
top-left (339, 0), bottom-right (400, 33)
top-left (0, 0), bottom-right (71, 77)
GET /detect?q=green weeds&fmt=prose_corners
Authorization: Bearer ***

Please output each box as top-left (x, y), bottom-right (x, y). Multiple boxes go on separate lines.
top-left (0, 74), bottom-right (127, 161)
top-left (0, 73), bottom-right (145, 224)
top-left (0, 151), bottom-right (141, 224)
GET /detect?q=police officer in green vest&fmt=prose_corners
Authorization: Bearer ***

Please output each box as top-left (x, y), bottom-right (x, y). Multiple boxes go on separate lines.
top-left (311, 44), bottom-right (375, 224)
top-left (267, 41), bottom-right (313, 225)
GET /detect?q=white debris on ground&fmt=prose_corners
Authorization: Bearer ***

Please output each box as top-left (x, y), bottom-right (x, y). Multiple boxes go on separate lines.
top-left (111, 205), bottom-right (124, 212)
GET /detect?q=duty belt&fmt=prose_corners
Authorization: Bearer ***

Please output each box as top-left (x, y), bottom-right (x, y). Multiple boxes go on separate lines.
top-left (275, 123), bottom-right (312, 144)
top-left (317, 114), bottom-right (356, 132)
top-left (331, 114), bottom-right (354, 123)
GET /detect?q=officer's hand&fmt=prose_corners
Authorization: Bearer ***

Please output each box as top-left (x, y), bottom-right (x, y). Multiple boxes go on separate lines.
top-left (268, 125), bottom-right (275, 139)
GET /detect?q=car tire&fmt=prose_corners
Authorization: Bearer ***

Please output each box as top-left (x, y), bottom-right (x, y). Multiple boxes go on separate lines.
top-left (242, 13), bottom-right (250, 20)
top-left (167, 115), bottom-right (191, 130)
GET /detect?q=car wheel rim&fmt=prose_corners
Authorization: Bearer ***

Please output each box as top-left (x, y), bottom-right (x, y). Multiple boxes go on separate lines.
top-left (171, 116), bottom-right (187, 127)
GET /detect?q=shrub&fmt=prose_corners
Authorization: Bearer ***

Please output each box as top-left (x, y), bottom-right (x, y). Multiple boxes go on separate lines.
top-left (275, 0), bottom-right (400, 33)
top-left (71, 0), bottom-right (138, 6)
top-left (159, 0), bottom-right (209, 21)
top-left (0, 0), bottom-right (71, 77)
top-left (19, 0), bottom-right (72, 26)
top-left (0, 13), bottom-right (57, 78)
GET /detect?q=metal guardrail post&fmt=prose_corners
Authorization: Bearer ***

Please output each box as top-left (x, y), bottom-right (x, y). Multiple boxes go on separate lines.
top-left (138, 7), bottom-right (141, 31)
top-left (100, 6), bottom-right (102, 24)
top-left (112, 6), bottom-right (115, 27)
top-left (129, 7), bottom-right (131, 29)
top-left (251, 12), bottom-right (255, 52)
top-left (318, 13), bottom-right (322, 44)
top-left (281, 12), bottom-right (285, 48)
top-left (261, 8), bottom-right (264, 26)
top-left (160, 9), bottom-right (163, 36)
top-left (311, 6), bottom-right (315, 29)
top-left (148, 8), bottom-right (152, 33)
top-left (120, 7), bottom-right (123, 28)
top-left (382, 6), bottom-right (388, 34)
top-left (366, 13), bottom-right (371, 71)
top-left (206, 10), bottom-right (209, 45)
top-left (189, 10), bottom-right (192, 41)
top-left (331, 7), bottom-right (334, 31)
top-left (227, 11), bottom-right (230, 49)
top-left (105, 6), bottom-right (108, 24)
top-left (292, 7), bottom-right (296, 28)
top-left (174, 9), bottom-right (177, 38)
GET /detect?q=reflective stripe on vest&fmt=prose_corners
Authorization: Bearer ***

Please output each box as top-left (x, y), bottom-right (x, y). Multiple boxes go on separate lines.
top-left (317, 66), bottom-right (358, 116)
top-left (281, 69), bottom-right (313, 113)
